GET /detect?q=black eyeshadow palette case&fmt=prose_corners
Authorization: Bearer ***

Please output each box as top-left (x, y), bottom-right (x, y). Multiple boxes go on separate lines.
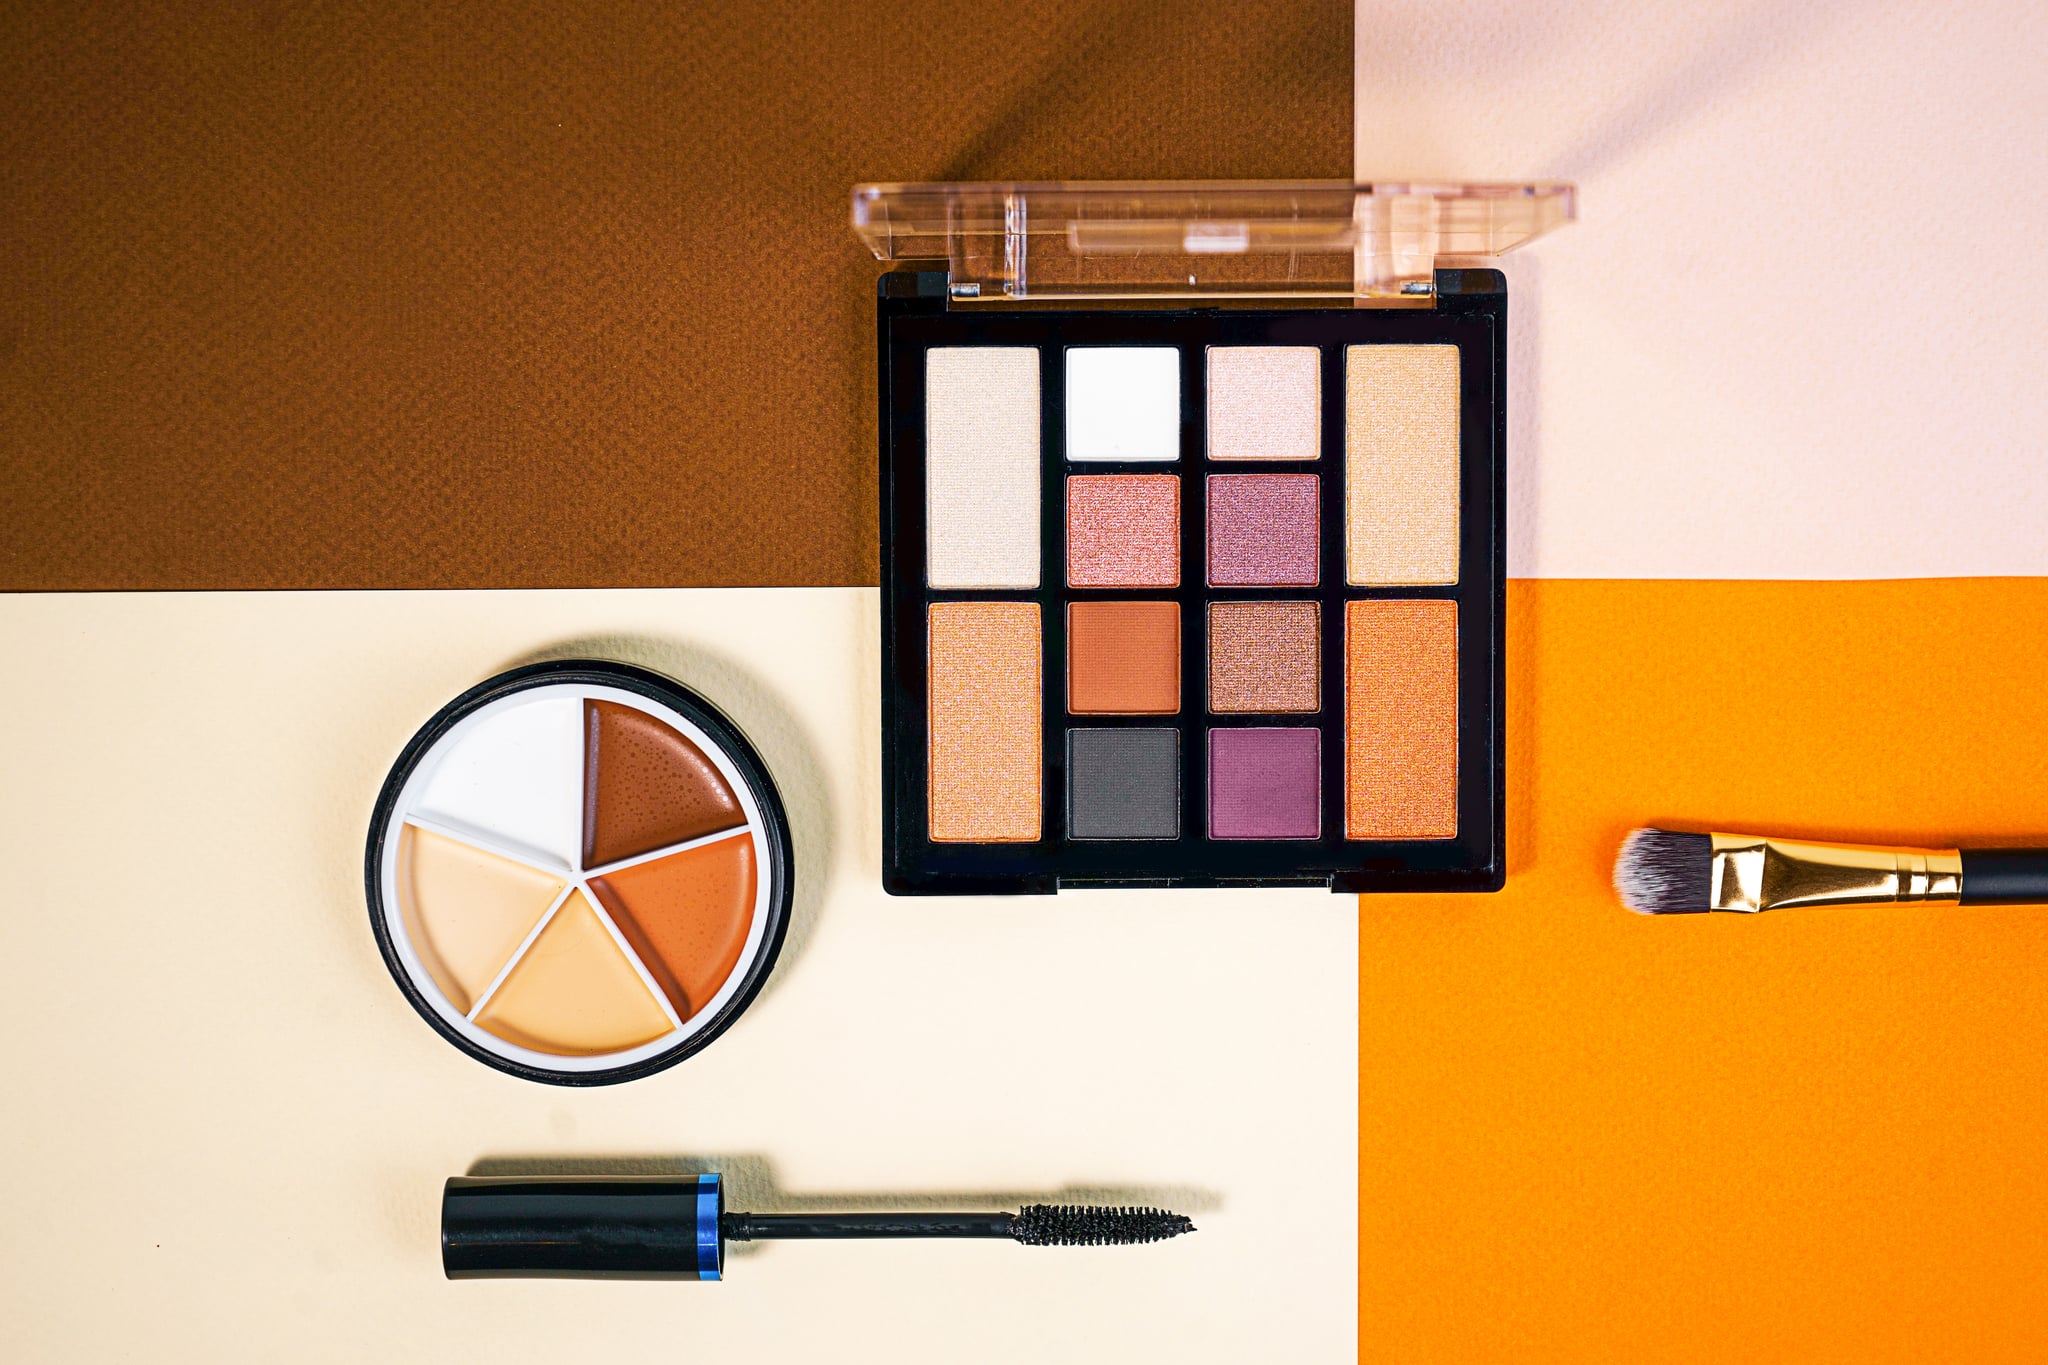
top-left (853, 181), bottom-right (1574, 896)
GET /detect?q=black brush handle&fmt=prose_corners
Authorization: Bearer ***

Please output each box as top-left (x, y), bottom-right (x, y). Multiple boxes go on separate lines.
top-left (1960, 848), bottom-right (2048, 905)
top-left (722, 1212), bottom-right (1013, 1241)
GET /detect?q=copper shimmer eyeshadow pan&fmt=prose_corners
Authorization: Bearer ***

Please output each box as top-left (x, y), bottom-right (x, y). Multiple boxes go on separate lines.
top-left (927, 601), bottom-right (1042, 842)
top-left (868, 192), bottom-right (1542, 894)
top-left (367, 662), bottom-right (794, 1084)
top-left (1345, 599), bottom-right (1459, 838)
top-left (1209, 601), bottom-right (1319, 713)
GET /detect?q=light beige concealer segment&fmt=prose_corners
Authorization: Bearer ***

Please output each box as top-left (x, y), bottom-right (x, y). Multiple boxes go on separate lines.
top-left (397, 825), bottom-right (565, 1014)
top-left (1345, 345), bottom-right (1460, 585)
top-left (473, 888), bottom-right (675, 1055)
top-left (927, 601), bottom-right (1042, 842)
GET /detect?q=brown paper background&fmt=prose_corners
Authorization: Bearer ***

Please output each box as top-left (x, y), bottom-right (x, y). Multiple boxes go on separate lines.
top-left (1, 1), bottom-right (1351, 590)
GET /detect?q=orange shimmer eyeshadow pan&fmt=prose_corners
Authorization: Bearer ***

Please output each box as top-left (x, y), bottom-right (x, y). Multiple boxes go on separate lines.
top-left (1345, 599), bottom-right (1459, 839)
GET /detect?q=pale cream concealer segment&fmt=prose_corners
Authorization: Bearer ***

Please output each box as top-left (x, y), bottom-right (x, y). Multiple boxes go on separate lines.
top-left (473, 888), bottom-right (675, 1055)
top-left (397, 825), bottom-right (565, 1013)
top-left (1345, 345), bottom-right (1460, 585)
top-left (926, 347), bottom-right (1040, 590)
top-left (927, 601), bottom-right (1042, 841)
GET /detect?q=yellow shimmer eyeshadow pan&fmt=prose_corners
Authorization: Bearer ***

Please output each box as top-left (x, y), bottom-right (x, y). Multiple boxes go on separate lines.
top-left (367, 662), bottom-right (794, 1084)
top-left (1346, 345), bottom-right (1462, 586)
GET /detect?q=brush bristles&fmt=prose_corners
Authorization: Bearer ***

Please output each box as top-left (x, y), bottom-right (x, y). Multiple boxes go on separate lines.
top-left (1009, 1205), bottom-right (1195, 1246)
top-left (1614, 828), bottom-right (1713, 914)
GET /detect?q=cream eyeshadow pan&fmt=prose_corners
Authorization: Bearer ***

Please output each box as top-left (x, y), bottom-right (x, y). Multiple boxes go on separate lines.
top-left (878, 275), bottom-right (1509, 895)
top-left (367, 662), bottom-right (793, 1083)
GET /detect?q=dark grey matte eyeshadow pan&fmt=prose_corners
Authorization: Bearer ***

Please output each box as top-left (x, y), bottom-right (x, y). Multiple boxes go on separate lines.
top-left (1067, 728), bottom-right (1180, 840)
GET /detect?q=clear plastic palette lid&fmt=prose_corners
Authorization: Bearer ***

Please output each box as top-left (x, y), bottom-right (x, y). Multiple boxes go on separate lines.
top-left (851, 180), bottom-right (1575, 301)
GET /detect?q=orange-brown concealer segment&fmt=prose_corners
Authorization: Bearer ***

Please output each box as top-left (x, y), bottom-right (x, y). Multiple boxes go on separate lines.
top-left (589, 834), bottom-right (756, 1022)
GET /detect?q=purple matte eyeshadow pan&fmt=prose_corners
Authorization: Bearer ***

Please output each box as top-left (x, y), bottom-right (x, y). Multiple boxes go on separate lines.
top-left (1208, 727), bottom-right (1321, 840)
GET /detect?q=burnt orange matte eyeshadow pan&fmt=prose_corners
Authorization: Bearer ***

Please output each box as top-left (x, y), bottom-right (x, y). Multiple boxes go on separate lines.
top-left (1067, 602), bottom-right (1181, 714)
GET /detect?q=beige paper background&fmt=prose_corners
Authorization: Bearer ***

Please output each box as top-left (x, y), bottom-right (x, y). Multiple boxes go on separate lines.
top-left (0, 589), bottom-right (1355, 1362)
top-left (1358, 0), bottom-right (2048, 578)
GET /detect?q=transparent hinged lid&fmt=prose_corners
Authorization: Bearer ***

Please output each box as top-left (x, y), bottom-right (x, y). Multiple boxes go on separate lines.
top-left (852, 180), bottom-right (1574, 302)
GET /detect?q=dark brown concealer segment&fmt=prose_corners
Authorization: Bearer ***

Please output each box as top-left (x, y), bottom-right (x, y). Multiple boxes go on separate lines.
top-left (583, 700), bottom-right (746, 868)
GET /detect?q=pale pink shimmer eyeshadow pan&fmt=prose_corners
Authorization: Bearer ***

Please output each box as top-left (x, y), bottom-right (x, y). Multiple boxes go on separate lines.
top-left (1207, 346), bottom-right (1320, 460)
top-left (1067, 475), bottom-right (1180, 587)
top-left (1206, 473), bottom-right (1319, 586)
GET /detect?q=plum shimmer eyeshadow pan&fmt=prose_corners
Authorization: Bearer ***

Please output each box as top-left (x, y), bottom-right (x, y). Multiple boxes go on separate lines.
top-left (863, 181), bottom-right (1573, 893)
top-left (367, 662), bottom-right (793, 1084)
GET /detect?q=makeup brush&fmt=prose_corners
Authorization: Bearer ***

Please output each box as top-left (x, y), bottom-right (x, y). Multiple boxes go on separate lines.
top-left (442, 1174), bottom-right (1195, 1280)
top-left (1615, 828), bottom-right (2048, 915)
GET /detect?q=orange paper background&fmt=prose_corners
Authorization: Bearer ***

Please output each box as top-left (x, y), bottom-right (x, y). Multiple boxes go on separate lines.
top-left (1360, 578), bottom-right (2048, 1360)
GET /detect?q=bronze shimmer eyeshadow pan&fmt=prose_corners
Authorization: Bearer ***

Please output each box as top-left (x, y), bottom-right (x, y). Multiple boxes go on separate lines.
top-left (366, 661), bottom-right (793, 1084)
top-left (859, 180), bottom-right (1573, 894)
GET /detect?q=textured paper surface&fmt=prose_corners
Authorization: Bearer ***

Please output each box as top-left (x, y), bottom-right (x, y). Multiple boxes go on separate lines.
top-left (0, 588), bottom-right (1356, 1362)
top-left (1356, 0), bottom-right (2048, 578)
top-left (0, 0), bottom-right (1351, 591)
top-left (1363, 579), bottom-right (2048, 1360)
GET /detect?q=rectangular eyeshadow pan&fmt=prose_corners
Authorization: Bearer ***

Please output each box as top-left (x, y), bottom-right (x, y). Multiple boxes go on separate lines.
top-left (1346, 344), bottom-right (1461, 586)
top-left (925, 347), bottom-right (1041, 589)
top-left (927, 601), bottom-right (1042, 842)
top-left (877, 271), bottom-right (1503, 894)
top-left (1345, 599), bottom-right (1459, 839)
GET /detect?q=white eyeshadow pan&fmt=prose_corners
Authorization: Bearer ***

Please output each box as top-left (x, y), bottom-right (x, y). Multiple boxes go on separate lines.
top-left (926, 346), bottom-right (1041, 589)
top-left (1065, 346), bottom-right (1180, 462)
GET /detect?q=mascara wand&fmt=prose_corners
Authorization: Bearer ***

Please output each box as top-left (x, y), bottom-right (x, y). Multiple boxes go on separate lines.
top-left (442, 1174), bottom-right (1195, 1280)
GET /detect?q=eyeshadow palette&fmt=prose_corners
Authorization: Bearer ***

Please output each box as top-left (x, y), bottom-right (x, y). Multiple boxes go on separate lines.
top-left (366, 661), bottom-right (792, 1083)
top-left (857, 181), bottom-right (1573, 894)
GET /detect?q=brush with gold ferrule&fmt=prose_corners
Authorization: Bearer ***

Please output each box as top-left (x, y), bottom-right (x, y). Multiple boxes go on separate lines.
top-left (1614, 830), bottom-right (2048, 915)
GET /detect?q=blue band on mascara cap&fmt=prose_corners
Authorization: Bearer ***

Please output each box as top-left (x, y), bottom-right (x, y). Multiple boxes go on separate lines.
top-left (696, 1173), bottom-right (722, 1280)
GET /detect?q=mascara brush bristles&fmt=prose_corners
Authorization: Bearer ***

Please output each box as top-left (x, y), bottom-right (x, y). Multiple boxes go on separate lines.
top-left (1614, 828), bottom-right (1713, 915)
top-left (1010, 1204), bottom-right (1196, 1246)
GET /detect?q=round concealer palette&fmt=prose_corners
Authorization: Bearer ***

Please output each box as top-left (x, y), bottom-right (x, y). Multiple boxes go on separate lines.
top-left (367, 661), bottom-right (792, 1084)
